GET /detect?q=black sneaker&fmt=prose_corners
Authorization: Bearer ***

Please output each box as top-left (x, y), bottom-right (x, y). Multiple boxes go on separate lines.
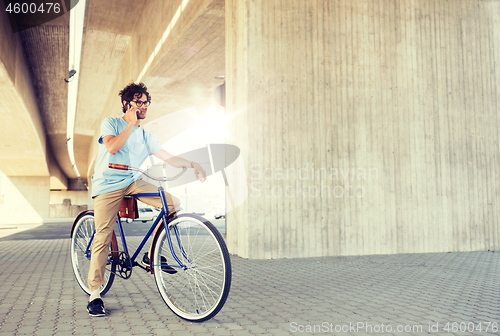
top-left (87, 298), bottom-right (105, 317)
top-left (143, 253), bottom-right (177, 274)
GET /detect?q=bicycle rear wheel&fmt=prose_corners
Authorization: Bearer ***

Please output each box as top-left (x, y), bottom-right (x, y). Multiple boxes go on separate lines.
top-left (70, 211), bottom-right (116, 296)
top-left (152, 214), bottom-right (231, 322)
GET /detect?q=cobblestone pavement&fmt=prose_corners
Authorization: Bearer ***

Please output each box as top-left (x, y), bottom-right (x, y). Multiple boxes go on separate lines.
top-left (0, 237), bottom-right (499, 335)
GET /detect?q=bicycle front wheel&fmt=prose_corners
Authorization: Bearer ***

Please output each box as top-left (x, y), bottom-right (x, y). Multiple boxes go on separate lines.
top-left (152, 214), bottom-right (231, 322)
top-left (70, 211), bottom-right (116, 296)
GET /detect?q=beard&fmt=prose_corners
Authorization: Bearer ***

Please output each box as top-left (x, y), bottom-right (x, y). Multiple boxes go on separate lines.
top-left (137, 110), bottom-right (147, 119)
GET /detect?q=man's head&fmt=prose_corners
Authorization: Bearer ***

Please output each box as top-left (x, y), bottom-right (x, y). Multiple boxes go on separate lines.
top-left (119, 82), bottom-right (151, 119)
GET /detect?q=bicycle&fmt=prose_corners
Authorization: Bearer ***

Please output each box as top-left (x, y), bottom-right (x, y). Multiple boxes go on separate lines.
top-left (70, 163), bottom-right (232, 322)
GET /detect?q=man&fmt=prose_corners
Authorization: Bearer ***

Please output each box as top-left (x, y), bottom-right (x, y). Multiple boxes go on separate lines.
top-left (87, 82), bottom-right (206, 316)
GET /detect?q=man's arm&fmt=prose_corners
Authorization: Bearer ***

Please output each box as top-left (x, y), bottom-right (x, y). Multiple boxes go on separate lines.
top-left (154, 149), bottom-right (207, 182)
top-left (102, 125), bottom-right (134, 155)
top-left (102, 106), bottom-right (138, 155)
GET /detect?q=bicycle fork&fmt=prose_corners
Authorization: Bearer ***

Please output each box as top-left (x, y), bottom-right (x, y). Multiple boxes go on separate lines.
top-left (158, 187), bottom-right (192, 270)
top-left (163, 219), bottom-right (192, 269)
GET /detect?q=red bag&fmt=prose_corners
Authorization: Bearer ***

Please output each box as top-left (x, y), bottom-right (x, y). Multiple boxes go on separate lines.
top-left (119, 196), bottom-right (138, 219)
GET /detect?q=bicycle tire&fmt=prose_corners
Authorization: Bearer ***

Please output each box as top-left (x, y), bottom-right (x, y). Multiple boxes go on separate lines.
top-left (152, 213), bottom-right (231, 322)
top-left (70, 211), bottom-right (117, 296)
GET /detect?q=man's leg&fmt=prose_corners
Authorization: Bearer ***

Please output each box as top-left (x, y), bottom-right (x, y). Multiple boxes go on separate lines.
top-left (87, 189), bottom-right (124, 292)
top-left (127, 180), bottom-right (180, 213)
top-left (126, 180), bottom-right (180, 259)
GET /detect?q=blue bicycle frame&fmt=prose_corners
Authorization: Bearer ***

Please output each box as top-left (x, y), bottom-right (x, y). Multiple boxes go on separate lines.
top-left (110, 186), bottom-right (192, 270)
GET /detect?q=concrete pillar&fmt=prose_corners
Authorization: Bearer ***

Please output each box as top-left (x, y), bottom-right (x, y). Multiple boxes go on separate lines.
top-left (226, 0), bottom-right (500, 259)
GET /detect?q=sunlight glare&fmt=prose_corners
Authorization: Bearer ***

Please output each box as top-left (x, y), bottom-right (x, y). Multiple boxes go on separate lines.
top-left (196, 110), bottom-right (227, 143)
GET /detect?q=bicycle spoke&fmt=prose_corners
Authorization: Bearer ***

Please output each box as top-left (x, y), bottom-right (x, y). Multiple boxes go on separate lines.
top-left (190, 247), bottom-right (223, 262)
top-left (169, 274), bottom-right (191, 308)
top-left (191, 271), bottom-right (218, 303)
top-left (193, 269), bottom-right (224, 289)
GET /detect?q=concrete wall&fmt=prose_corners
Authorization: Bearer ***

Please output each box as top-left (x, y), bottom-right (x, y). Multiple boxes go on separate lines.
top-left (226, 0), bottom-right (500, 258)
top-left (0, 170), bottom-right (49, 225)
top-left (49, 190), bottom-right (88, 218)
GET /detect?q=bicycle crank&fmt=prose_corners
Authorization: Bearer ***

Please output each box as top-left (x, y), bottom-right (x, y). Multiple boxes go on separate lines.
top-left (106, 251), bottom-right (133, 279)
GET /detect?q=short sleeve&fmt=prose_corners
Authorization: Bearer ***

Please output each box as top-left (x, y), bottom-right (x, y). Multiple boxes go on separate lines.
top-left (98, 118), bottom-right (117, 144)
top-left (145, 132), bottom-right (163, 154)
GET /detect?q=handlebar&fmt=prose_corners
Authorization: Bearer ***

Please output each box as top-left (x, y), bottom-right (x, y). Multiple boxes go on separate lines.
top-left (108, 163), bottom-right (188, 182)
top-left (109, 163), bottom-right (128, 170)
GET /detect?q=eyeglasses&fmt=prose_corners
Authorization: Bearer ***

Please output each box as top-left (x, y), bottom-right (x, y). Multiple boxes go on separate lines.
top-left (131, 100), bottom-right (150, 107)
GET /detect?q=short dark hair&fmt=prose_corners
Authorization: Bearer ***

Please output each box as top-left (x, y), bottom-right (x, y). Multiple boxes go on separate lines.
top-left (119, 82), bottom-right (151, 113)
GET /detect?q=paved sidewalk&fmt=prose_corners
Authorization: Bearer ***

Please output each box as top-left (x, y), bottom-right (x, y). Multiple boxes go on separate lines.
top-left (0, 237), bottom-right (499, 335)
top-left (0, 224), bottom-right (42, 239)
top-left (0, 218), bottom-right (74, 239)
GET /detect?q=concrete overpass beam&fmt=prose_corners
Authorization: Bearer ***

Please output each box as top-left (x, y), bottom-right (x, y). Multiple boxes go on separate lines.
top-left (0, 8), bottom-right (49, 176)
top-left (0, 9), bottom-right (69, 223)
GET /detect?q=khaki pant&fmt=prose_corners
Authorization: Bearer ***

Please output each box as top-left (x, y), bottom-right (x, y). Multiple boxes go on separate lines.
top-left (87, 180), bottom-right (180, 292)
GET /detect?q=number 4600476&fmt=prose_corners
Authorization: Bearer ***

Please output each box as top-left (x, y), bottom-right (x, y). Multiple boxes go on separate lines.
top-left (443, 322), bottom-right (498, 333)
top-left (5, 2), bottom-right (61, 14)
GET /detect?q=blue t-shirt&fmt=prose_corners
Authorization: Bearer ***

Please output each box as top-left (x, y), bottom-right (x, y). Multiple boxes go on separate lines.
top-left (91, 117), bottom-right (163, 197)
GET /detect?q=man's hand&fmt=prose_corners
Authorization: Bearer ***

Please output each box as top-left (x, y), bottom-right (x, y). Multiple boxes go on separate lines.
top-left (154, 150), bottom-right (207, 182)
top-left (124, 103), bottom-right (138, 125)
top-left (194, 163), bottom-right (207, 182)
